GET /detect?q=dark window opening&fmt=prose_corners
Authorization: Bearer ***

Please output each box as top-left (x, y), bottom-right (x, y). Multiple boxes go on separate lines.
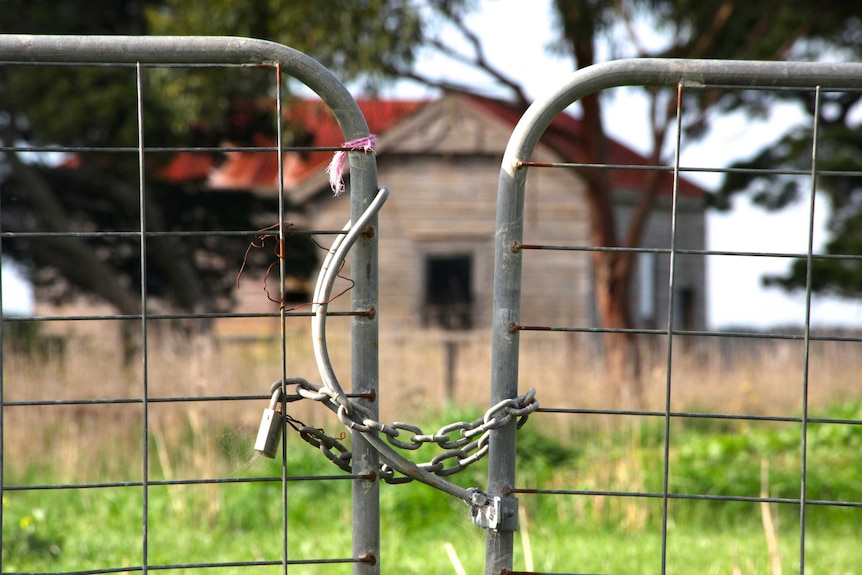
top-left (423, 255), bottom-right (473, 330)
top-left (674, 286), bottom-right (695, 331)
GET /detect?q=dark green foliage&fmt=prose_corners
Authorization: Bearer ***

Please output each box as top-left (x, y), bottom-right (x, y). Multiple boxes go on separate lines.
top-left (517, 423), bottom-right (582, 469)
top-left (671, 403), bottom-right (862, 526)
top-left (0, 0), bottom-right (438, 316)
top-left (715, 89), bottom-right (862, 297)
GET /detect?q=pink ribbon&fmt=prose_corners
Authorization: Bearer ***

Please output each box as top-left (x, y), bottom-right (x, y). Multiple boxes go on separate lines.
top-left (326, 134), bottom-right (377, 196)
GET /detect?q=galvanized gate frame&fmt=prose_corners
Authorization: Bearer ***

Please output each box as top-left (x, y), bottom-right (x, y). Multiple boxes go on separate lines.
top-left (0, 34), bottom-right (385, 575)
top-left (488, 58), bottom-right (862, 574)
top-left (0, 33), bottom-right (535, 575)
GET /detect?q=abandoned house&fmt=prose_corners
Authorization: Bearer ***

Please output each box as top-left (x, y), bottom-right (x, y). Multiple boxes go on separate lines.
top-left (161, 92), bottom-right (708, 336)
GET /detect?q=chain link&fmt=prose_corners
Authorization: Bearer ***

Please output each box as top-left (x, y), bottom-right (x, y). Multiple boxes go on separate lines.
top-left (273, 378), bottom-right (538, 484)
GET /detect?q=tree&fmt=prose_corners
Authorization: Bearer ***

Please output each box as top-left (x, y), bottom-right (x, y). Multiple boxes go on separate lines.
top-left (0, 0), bottom-right (439, 318)
top-left (390, 0), bottom-right (860, 406)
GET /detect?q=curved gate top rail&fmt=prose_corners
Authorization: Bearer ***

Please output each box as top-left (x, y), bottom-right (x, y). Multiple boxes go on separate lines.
top-left (0, 33), bottom-right (535, 507)
top-left (503, 58), bottom-right (862, 173)
top-left (0, 34), bottom-right (371, 145)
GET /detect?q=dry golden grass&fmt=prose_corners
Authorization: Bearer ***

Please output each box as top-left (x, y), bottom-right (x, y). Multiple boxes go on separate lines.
top-left (4, 320), bottom-right (860, 483)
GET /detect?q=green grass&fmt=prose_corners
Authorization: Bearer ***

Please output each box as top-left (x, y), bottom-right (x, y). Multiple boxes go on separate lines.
top-left (4, 402), bottom-right (862, 574)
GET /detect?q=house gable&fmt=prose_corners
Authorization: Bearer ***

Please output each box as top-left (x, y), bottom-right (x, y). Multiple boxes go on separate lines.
top-left (375, 93), bottom-right (519, 156)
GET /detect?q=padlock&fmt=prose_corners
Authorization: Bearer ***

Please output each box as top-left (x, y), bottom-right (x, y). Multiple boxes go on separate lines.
top-left (254, 388), bottom-right (284, 458)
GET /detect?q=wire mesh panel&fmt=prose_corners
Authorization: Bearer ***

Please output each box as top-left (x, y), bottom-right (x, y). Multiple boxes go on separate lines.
top-left (5, 37), bottom-right (862, 575)
top-left (488, 60), bottom-right (862, 574)
top-left (0, 36), bottom-right (381, 575)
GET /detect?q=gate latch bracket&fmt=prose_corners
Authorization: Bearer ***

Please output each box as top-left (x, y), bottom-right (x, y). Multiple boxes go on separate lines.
top-left (469, 489), bottom-right (519, 532)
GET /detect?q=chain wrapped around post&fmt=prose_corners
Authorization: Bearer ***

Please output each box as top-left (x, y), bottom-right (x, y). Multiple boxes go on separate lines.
top-left (266, 378), bottom-right (538, 484)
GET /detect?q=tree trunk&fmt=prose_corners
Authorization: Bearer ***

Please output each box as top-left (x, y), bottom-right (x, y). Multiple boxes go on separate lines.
top-left (571, 34), bottom-right (644, 408)
top-left (592, 249), bottom-right (642, 408)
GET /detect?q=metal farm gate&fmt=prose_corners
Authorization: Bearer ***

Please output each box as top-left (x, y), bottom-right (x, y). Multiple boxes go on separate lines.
top-left (0, 35), bottom-right (392, 575)
top-left (1, 35), bottom-right (862, 575)
top-left (487, 60), bottom-right (862, 575)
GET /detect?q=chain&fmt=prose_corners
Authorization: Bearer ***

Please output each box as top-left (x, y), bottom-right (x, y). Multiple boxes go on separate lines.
top-left (273, 378), bottom-right (538, 484)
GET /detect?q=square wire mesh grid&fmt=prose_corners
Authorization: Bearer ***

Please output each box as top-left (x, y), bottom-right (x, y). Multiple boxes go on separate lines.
top-left (0, 55), bottom-right (373, 574)
top-left (501, 80), bottom-right (862, 574)
top-left (3, 41), bottom-right (862, 575)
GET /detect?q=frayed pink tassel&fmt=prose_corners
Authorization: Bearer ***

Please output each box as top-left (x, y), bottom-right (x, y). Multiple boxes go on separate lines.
top-left (326, 135), bottom-right (377, 196)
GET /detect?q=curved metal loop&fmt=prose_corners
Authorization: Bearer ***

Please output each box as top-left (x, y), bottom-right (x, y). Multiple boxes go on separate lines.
top-left (311, 186), bottom-right (390, 413)
top-left (336, 404), bottom-right (365, 431)
top-left (437, 420), bottom-right (482, 449)
top-left (294, 379), bottom-right (332, 402)
top-left (417, 460), bottom-right (446, 475)
top-left (458, 441), bottom-right (490, 468)
top-left (379, 464), bottom-right (413, 485)
top-left (427, 450), bottom-right (471, 477)
top-left (269, 377), bottom-right (317, 402)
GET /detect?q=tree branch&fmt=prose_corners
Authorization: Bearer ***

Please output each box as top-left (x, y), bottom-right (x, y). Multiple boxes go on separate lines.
top-left (444, 17), bottom-right (531, 107)
top-left (383, 63), bottom-right (489, 96)
top-left (689, 0), bottom-right (737, 59)
top-left (412, 13), bottom-right (531, 107)
top-left (614, 0), bottom-right (649, 57)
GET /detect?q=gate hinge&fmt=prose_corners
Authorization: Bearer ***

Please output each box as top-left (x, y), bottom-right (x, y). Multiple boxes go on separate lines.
top-left (469, 489), bottom-right (519, 532)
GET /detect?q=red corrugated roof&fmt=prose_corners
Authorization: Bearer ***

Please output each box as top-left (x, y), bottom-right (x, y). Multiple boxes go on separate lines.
top-left (158, 95), bottom-right (703, 198)
top-left (158, 150), bottom-right (214, 182)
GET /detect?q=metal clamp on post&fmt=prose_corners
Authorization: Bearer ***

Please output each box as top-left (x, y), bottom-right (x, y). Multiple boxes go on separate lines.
top-left (469, 490), bottom-right (519, 532)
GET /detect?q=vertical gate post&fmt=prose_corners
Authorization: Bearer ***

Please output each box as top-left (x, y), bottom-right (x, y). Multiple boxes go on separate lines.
top-left (485, 158), bottom-right (529, 574)
top-left (350, 149), bottom-right (381, 574)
